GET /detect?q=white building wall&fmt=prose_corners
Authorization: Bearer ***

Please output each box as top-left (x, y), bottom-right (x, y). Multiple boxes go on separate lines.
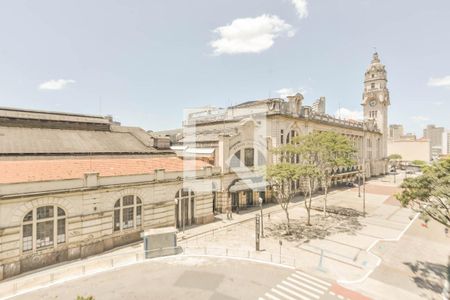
top-left (387, 140), bottom-right (431, 162)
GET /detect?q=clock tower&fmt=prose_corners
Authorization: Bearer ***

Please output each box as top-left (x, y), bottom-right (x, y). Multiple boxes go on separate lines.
top-left (362, 52), bottom-right (390, 158)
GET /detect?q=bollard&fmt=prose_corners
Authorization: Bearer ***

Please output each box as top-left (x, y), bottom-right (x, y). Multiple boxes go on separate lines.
top-left (226, 248), bottom-right (229, 256)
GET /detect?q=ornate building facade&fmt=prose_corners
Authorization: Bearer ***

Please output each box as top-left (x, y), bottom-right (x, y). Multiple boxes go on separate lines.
top-left (178, 53), bottom-right (390, 213)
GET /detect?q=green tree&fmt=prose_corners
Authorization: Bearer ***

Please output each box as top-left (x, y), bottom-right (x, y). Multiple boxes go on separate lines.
top-left (268, 131), bottom-right (355, 230)
top-left (298, 165), bottom-right (320, 226)
top-left (76, 296), bottom-right (94, 300)
top-left (411, 160), bottom-right (426, 166)
top-left (313, 132), bottom-right (356, 215)
top-left (396, 158), bottom-right (450, 228)
top-left (267, 163), bottom-right (301, 234)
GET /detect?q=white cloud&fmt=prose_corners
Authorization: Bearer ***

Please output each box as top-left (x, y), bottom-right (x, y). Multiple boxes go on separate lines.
top-left (411, 115), bottom-right (429, 122)
top-left (39, 79), bottom-right (75, 90)
top-left (291, 0), bottom-right (308, 19)
top-left (335, 108), bottom-right (363, 120)
top-left (210, 15), bottom-right (295, 55)
top-left (276, 87), bottom-right (306, 98)
top-left (428, 76), bottom-right (450, 87)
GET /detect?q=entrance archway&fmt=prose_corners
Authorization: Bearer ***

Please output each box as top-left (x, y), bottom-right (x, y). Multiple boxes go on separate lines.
top-left (175, 188), bottom-right (195, 229)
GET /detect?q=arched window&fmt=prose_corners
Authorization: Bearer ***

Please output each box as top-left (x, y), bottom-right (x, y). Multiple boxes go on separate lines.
top-left (114, 195), bottom-right (143, 232)
top-left (22, 205), bottom-right (66, 252)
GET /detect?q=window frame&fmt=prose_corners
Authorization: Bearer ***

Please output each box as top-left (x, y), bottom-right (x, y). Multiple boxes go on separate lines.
top-left (244, 148), bottom-right (255, 167)
top-left (22, 205), bottom-right (66, 253)
top-left (113, 195), bottom-right (143, 232)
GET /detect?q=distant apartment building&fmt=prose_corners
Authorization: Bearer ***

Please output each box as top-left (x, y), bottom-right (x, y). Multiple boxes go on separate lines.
top-left (423, 124), bottom-right (444, 155)
top-left (442, 130), bottom-right (450, 155)
top-left (389, 124), bottom-right (403, 140)
top-left (312, 97), bottom-right (326, 114)
top-left (387, 124), bottom-right (431, 162)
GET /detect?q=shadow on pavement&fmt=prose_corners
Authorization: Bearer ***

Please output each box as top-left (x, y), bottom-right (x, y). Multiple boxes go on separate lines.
top-left (266, 208), bottom-right (364, 243)
top-left (403, 260), bottom-right (446, 294)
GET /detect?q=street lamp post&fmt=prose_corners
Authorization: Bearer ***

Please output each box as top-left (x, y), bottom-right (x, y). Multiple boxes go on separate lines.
top-left (174, 198), bottom-right (179, 230)
top-left (258, 197), bottom-right (264, 238)
top-left (358, 173), bottom-right (361, 197)
top-left (362, 121), bottom-right (366, 217)
top-left (255, 214), bottom-right (260, 251)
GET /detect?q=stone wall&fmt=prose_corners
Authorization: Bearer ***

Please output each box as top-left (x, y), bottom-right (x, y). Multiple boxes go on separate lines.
top-left (0, 179), bottom-right (214, 280)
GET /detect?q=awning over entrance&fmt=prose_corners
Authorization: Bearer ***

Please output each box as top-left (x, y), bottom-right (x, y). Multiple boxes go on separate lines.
top-left (229, 177), bottom-right (268, 192)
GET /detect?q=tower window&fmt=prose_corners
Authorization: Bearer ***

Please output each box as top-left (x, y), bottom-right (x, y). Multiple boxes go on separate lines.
top-left (371, 74), bottom-right (375, 78)
top-left (371, 83), bottom-right (375, 89)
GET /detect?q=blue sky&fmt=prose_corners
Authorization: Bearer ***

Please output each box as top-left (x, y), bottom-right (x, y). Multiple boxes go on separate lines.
top-left (0, 0), bottom-right (449, 135)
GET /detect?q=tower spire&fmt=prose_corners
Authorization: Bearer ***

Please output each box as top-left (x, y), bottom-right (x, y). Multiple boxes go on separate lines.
top-left (372, 51), bottom-right (380, 64)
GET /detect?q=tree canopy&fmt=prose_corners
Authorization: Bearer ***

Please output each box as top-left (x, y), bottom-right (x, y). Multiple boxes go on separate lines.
top-left (396, 158), bottom-right (450, 228)
top-left (388, 154), bottom-right (402, 161)
top-left (268, 131), bottom-right (356, 229)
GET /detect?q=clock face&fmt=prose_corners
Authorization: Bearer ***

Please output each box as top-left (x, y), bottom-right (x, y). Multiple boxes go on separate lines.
top-left (369, 100), bottom-right (376, 107)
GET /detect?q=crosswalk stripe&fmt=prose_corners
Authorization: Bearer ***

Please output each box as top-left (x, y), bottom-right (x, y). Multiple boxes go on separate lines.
top-left (291, 274), bottom-right (329, 290)
top-left (286, 277), bottom-right (326, 294)
top-left (271, 288), bottom-right (298, 300)
top-left (295, 271), bottom-right (331, 286)
top-left (264, 292), bottom-right (281, 300)
top-left (281, 280), bottom-right (321, 298)
top-left (276, 284), bottom-right (312, 300)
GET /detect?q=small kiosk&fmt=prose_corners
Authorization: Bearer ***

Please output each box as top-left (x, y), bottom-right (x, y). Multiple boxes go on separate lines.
top-left (141, 227), bottom-right (180, 259)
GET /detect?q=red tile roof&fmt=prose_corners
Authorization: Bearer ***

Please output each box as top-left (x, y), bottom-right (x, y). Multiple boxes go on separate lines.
top-left (0, 157), bottom-right (212, 184)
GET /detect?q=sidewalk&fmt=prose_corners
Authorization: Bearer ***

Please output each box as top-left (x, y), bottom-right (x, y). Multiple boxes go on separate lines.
top-left (177, 173), bottom-right (417, 287)
top-left (176, 191), bottom-right (331, 241)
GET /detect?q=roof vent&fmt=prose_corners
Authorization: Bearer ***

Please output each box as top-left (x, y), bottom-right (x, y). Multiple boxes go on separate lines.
top-left (153, 137), bottom-right (171, 149)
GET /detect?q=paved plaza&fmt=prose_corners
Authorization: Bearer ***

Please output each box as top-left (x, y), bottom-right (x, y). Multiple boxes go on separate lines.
top-left (10, 256), bottom-right (354, 300)
top-left (2, 173), bottom-right (448, 300)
